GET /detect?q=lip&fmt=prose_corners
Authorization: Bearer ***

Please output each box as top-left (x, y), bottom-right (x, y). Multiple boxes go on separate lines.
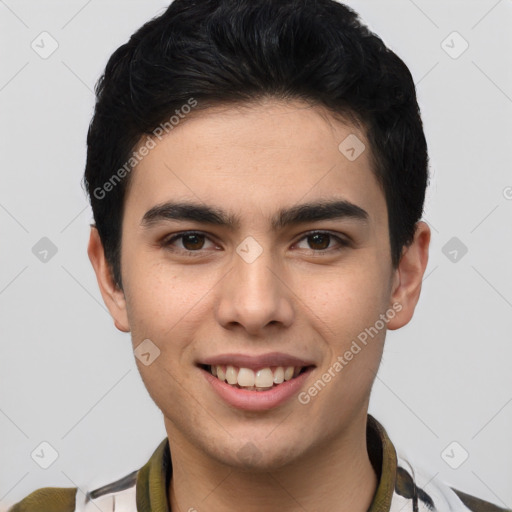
top-left (199, 352), bottom-right (315, 371)
top-left (200, 365), bottom-right (315, 411)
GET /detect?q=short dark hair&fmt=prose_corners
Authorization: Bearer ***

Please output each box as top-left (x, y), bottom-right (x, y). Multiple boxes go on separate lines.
top-left (84, 0), bottom-right (429, 289)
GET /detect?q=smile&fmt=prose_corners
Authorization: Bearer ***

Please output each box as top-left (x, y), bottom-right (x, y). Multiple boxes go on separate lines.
top-left (203, 364), bottom-right (309, 391)
top-left (197, 352), bottom-right (316, 410)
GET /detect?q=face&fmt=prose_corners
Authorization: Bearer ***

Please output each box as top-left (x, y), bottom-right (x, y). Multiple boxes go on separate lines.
top-left (89, 99), bottom-right (429, 471)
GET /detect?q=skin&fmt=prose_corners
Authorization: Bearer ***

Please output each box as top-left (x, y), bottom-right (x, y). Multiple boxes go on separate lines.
top-left (88, 99), bottom-right (430, 512)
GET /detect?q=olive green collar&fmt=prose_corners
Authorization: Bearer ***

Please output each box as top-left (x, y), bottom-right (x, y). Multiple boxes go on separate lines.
top-left (136, 414), bottom-right (397, 512)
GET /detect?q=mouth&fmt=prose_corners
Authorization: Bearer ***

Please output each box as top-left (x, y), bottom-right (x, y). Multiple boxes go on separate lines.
top-left (198, 364), bottom-right (314, 392)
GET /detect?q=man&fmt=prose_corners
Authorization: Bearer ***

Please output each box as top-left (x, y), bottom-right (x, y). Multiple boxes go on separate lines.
top-left (8, 0), bottom-right (510, 511)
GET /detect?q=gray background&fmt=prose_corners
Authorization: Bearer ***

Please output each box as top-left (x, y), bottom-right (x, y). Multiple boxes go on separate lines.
top-left (1, 0), bottom-right (511, 509)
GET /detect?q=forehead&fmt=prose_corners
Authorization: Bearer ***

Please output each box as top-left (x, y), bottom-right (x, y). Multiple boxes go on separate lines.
top-left (125, 99), bottom-right (386, 226)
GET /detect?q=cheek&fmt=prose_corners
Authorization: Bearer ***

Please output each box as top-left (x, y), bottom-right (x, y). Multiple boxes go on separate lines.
top-left (124, 258), bottom-right (181, 315)
top-left (302, 260), bottom-right (391, 332)
top-left (121, 263), bottom-right (207, 408)
top-left (300, 271), bottom-right (388, 411)
top-left (122, 259), bottom-right (221, 352)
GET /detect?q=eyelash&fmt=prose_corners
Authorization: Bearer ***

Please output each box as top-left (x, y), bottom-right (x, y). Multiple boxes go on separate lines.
top-left (160, 230), bottom-right (350, 256)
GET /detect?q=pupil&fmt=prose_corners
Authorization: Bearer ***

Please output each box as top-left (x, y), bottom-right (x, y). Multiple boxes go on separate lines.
top-left (184, 234), bottom-right (204, 250)
top-left (309, 233), bottom-right (329, 250)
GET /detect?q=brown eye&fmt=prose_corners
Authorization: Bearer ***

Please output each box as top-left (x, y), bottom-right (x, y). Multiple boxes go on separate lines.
top-left (307, 233), bottom-right (331, 250)
top-left (295, 231), bottom-right (349, 253)
top-left (162, 231), bottom-right (216, 254)
top-left (180, 233), bottom-right (206, 250)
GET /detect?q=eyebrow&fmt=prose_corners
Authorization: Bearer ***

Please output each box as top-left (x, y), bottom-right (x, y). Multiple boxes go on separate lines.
top-left (141, 199), bottom-right (369, 231)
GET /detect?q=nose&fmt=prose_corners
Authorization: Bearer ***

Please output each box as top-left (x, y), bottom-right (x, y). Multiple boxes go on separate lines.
top-left (215, 246), bottom-right (295, 336)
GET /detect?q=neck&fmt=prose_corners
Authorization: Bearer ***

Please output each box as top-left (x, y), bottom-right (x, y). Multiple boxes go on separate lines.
top-left (167, 415), bottom-right (378, 512)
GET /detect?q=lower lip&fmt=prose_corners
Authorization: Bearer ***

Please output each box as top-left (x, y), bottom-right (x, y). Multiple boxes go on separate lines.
top-left (201, 367), bottom-right (314, 411)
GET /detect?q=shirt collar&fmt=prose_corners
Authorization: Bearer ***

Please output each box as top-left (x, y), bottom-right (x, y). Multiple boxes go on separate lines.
top-left (367, 414), bottom-right (398, 511)
top-left (136, 414), bottom-right (398, 512)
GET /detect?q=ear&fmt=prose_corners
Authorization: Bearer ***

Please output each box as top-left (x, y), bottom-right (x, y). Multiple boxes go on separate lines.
top-left (387, 221), bottom-right (430, 330)
top-left (87, 226), bottom-right (130, 333)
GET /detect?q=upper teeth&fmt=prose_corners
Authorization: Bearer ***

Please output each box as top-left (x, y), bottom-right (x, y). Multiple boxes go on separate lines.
top-left (210, 365), bottom-right (301, 389)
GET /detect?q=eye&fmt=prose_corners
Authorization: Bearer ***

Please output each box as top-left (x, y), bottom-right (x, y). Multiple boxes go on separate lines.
top-left (295, 231), bottom-right (348, 252)
top-left (162, 231), bottom-right (217, 254)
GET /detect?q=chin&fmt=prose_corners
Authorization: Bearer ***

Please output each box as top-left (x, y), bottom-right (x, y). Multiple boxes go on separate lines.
top-left (210, 437), bottom-right (307, 472)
